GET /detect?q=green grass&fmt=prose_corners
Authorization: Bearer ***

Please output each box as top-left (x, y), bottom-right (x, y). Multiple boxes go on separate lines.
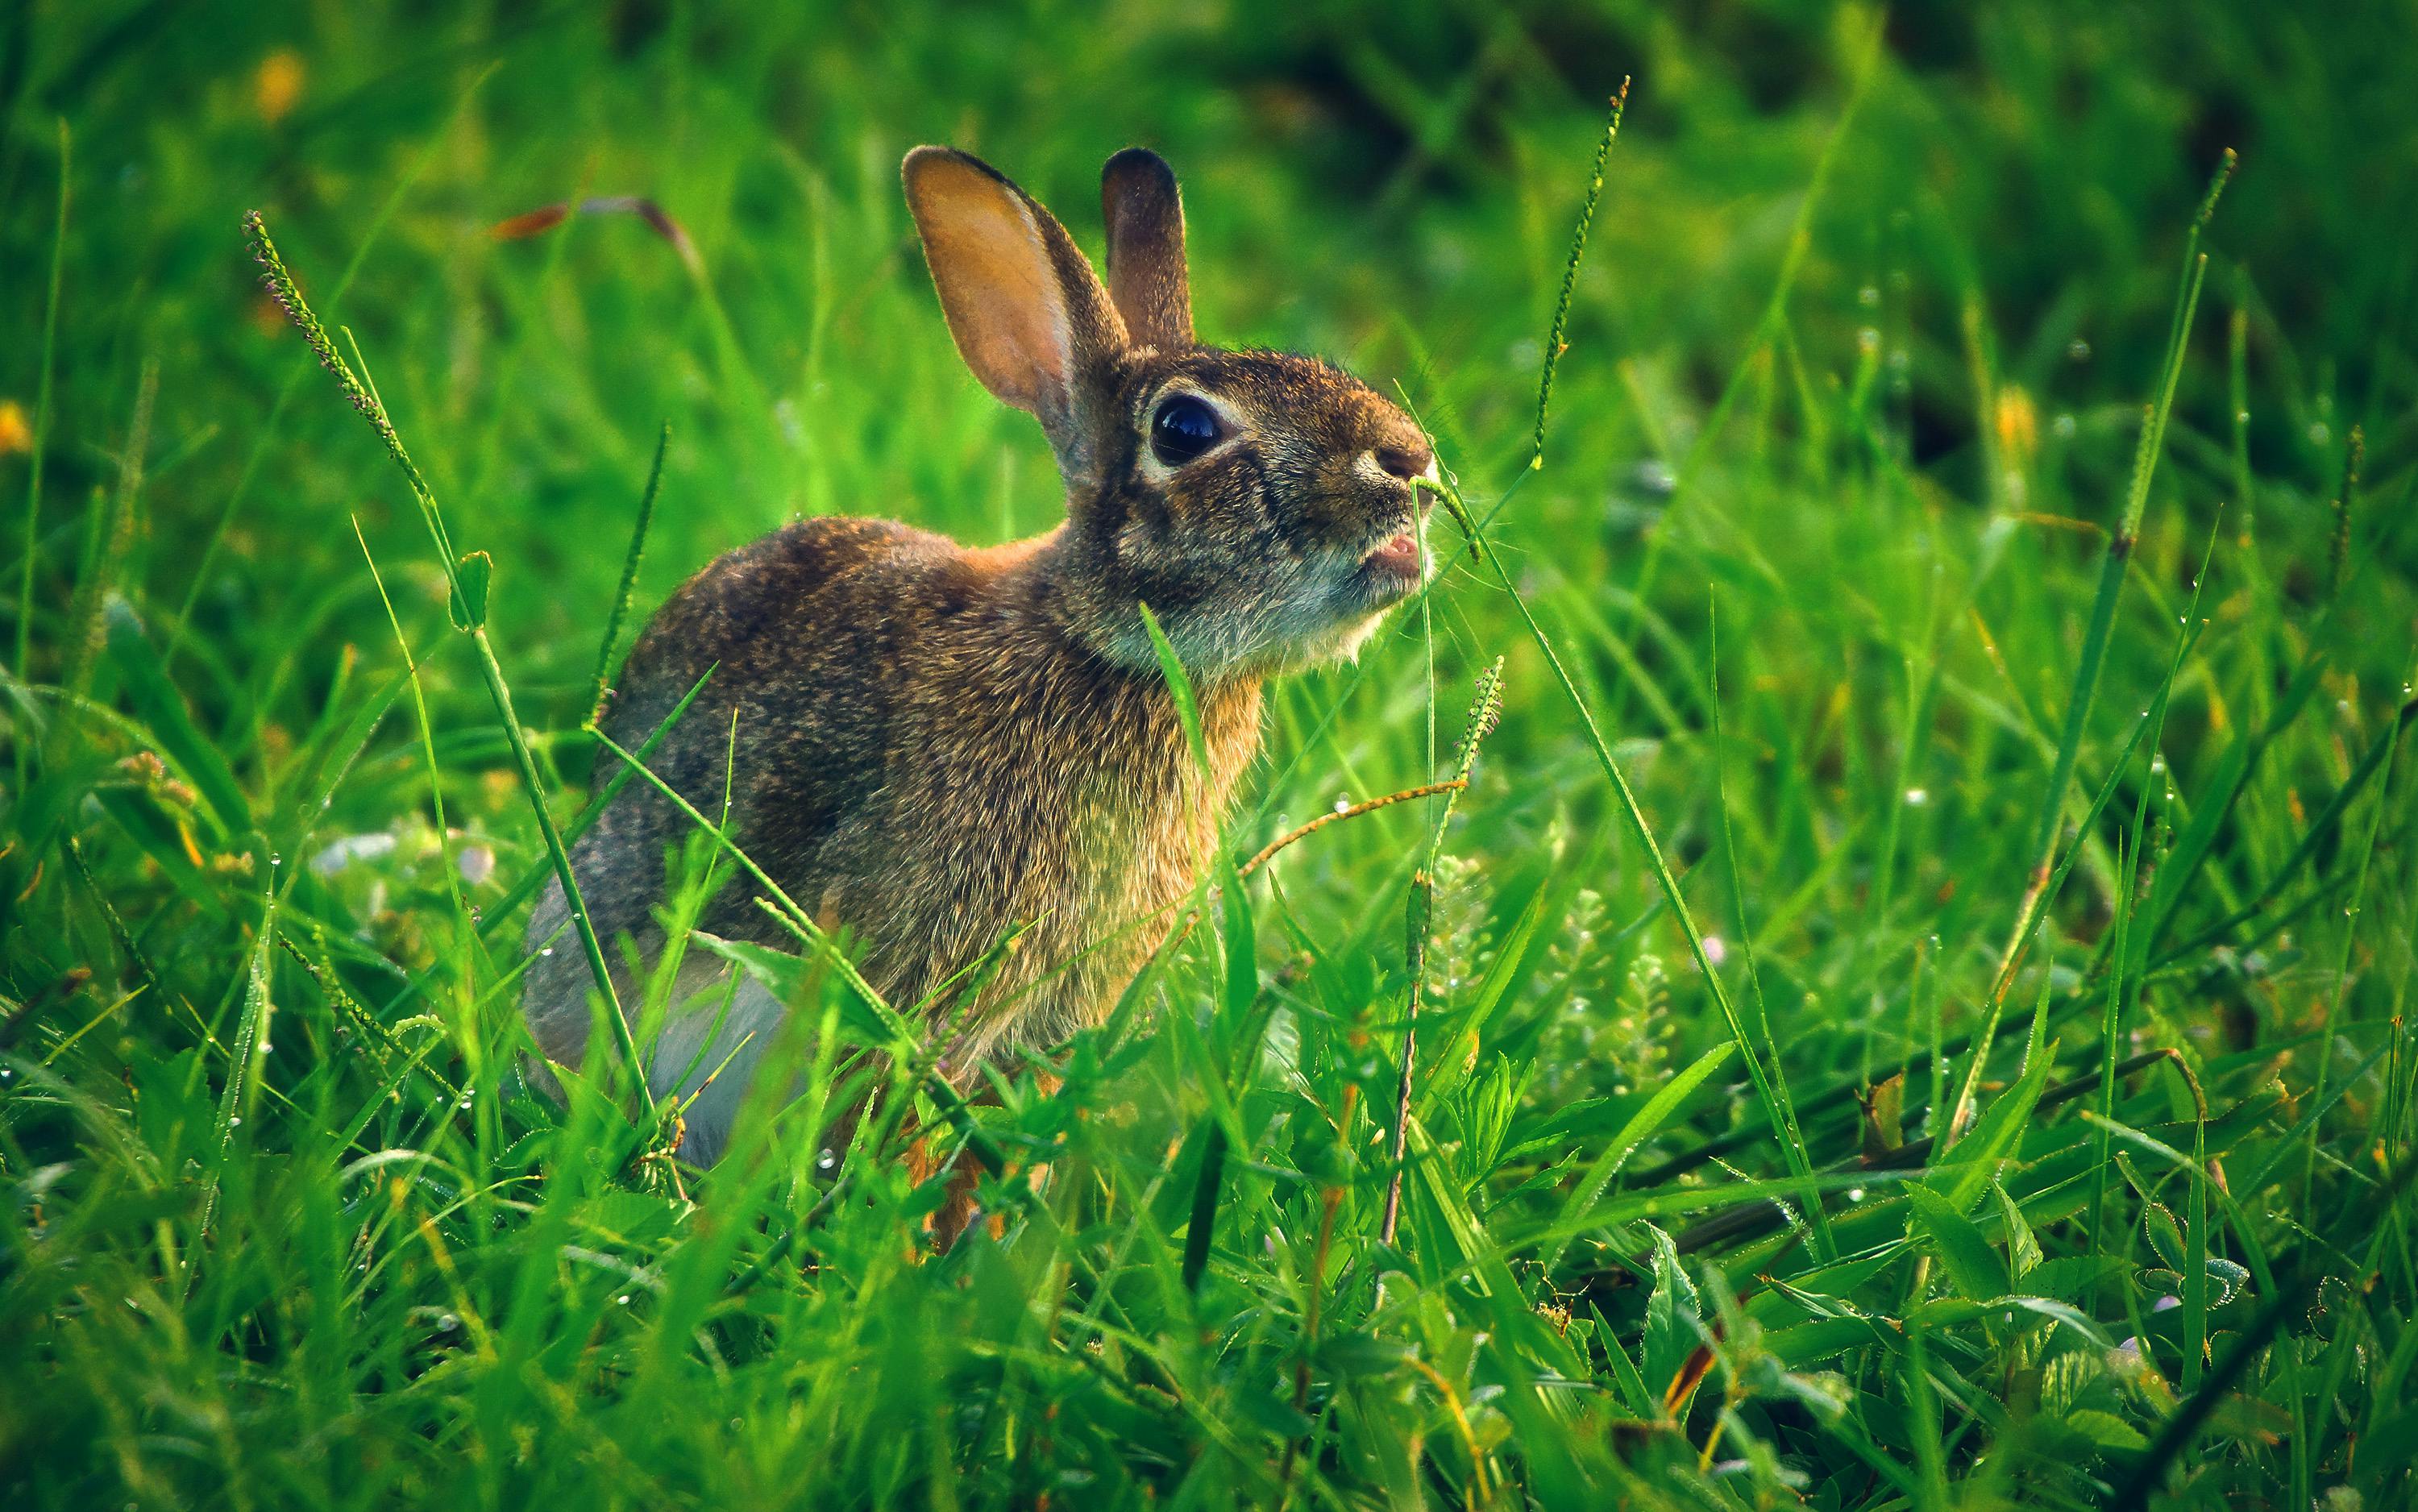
top-left (6, 3), bottom-right (2418, 1507)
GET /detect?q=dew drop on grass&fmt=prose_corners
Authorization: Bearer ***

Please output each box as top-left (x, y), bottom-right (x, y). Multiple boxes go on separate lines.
top-left (228, 1115), bottom-right (241, 1127)
top-left (2067, 339), bottom-right (2091, 362)
top-left (1904, 787), bottom-right (1929, 807)
top-left (1332, 795), bottom-right (1352, 815)
top-left (617, 1294), bottom-right (630, 1306)
top-left (540, 946), bottom-right (554, 957)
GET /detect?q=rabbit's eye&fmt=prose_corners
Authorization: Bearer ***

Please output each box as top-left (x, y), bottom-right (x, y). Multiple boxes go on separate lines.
top-left (1149, 395), bottom-right (1222, 466)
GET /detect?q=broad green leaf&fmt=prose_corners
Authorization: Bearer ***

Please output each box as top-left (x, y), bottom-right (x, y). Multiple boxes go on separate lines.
top-left (1452, 883), bottom-right (1551, 1041)
top-left (1909, 1186), bottom-right (2006, 1302)
top-left (1594, 1307), bottom-right (1655, 1416)
top-left (1641, 1223), bottom-right (1702, 1411)
top-left (2026, 1254), bottom-right (2129, 1303)
top-left (2065, 1408), bottom-right (2149, 1452)
top-left (1993, 1179), bottom-right (2043, 1279)
top-left (1928, 1044), bottom-right (2054, 1211)
top-left (2143, 1201), bottom-right (2187, 1272)
top-left (448, 549), bottom-right (492, 630)
top-left (1913, 1293), bottom-right (2113, 1347)
top-left (1767, 1315), bottom-right (1891, 1366)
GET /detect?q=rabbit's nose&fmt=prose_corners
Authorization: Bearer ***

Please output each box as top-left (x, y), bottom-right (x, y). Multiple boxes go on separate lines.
top-left (1372, 438), bottom-right (1434, 482)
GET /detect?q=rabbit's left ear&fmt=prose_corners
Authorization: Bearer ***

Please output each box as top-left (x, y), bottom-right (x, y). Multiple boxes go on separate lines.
top-left (905, 146), bottom-right (1127, 478)
top-left (1101, 147), bottom-right (1193, 350)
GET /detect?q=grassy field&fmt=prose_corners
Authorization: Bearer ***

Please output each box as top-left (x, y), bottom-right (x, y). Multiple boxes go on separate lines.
top-left (6, 2), bottom-right (2417, 1506)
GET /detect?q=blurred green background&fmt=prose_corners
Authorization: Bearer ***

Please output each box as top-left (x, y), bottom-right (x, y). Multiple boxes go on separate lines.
top-left (5, 1), bottom-right (2417, 1506)
top-left (7, 0), bottom-right (2411, 697)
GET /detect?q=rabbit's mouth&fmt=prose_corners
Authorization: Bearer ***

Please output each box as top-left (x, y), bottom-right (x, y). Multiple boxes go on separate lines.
top-left (1361, 530), bottom-right (1423, 580)
top-left (1353, 512), bottom-right (1432, 600)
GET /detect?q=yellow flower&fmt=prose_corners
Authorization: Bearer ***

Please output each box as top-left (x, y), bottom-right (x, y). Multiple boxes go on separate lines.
top-left (1994, 385), bottom-right (2038, 465)
top-left (255, 50), bottom-right (304, 125)
top-left (0, 400), bottom-right (31, 455)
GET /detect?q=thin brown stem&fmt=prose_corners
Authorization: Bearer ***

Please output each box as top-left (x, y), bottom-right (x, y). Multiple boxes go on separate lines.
top-left (1236, 780), bottom-right (1466, 879)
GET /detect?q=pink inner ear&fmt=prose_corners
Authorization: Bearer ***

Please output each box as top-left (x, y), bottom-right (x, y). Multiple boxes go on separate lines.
top-left (909, 157), bottom-right (1074, 417)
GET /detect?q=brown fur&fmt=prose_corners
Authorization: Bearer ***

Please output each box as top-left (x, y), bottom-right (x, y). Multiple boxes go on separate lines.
top-left (523, 146), bottom-right (1433, 1164)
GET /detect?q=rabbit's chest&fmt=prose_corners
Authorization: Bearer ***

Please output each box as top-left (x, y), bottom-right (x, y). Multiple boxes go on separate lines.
top-left (841, 663), bottom-right (1261, 1049)
top-left (884, 685), bottom-right (1248, 916)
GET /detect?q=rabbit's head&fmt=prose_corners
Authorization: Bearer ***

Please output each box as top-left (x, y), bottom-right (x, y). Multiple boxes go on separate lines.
top-left (906, 145), bottom-right (1436, 677)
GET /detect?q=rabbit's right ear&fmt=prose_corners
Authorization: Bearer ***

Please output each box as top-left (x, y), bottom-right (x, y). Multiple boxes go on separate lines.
top-left (1101, 147), bottom-right (1192, 350)
top-left (904, 147), bottom-right (1127, 479)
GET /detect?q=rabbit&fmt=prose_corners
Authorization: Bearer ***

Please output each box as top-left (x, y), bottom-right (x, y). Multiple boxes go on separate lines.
top-left (521, 145), bottom-right (1437, 1165)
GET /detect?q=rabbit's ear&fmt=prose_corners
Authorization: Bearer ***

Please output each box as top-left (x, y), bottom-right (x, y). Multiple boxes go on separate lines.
top-left (904, 147), bottom-right (1126, 472)
top-left (1100, 147), bottom-right (1193, 349)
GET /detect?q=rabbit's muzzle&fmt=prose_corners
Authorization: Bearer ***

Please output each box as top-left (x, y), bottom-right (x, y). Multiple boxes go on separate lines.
top-left (1339, 445), bottom-right (1438, 600)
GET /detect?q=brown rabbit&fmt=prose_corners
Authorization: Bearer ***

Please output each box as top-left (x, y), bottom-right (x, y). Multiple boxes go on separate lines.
top-left (522, 146), bottom-right (1435, 1161)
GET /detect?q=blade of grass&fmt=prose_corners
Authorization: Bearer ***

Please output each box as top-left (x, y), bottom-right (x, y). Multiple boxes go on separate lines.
top-left (242, 210), bottom-right (650, 1121)
top-left (1980, 154), bottom-right (2233, 1132)
top-left (1136, 601), bottom-right (1240, 1295)
top-left (588, 422), bottom-right (668, 729)
top-left (1381, 659), bottom-right (1504, 1251)
top-left (1543, 1041), bottom-right (1735, 1274)
top-left (352, 519), bottom-right (484, 989)
top-left (185, 865), bottom-right (280, 1301)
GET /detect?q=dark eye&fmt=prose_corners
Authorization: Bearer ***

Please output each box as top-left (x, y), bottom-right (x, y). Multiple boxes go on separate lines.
top-left (1149, 394), bottom-right (1222, 466)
